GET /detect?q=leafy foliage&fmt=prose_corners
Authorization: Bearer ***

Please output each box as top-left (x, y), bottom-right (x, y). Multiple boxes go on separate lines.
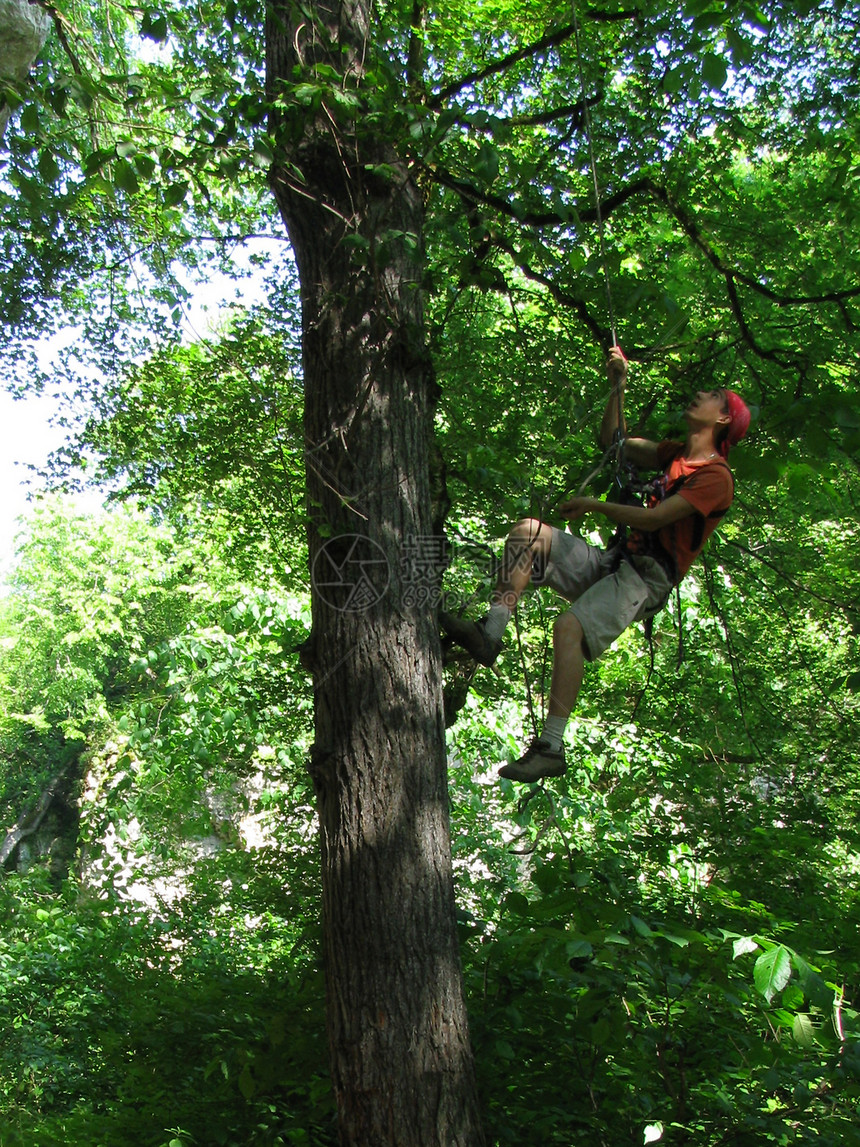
top-left (2, 0), bottom-right (860, 1143)
top-left (0, 503), bottom-right (328, 1146)
top-left (3, 478), bottom-right (858, 1142)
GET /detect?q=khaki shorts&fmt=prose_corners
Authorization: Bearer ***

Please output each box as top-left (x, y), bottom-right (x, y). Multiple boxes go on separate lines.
top-left (537, 528), bottom-right (673, 661)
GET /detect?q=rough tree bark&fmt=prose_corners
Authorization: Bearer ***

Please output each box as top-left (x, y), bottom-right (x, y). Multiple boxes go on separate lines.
top-left (266, 3), bottom-right (484, 1145)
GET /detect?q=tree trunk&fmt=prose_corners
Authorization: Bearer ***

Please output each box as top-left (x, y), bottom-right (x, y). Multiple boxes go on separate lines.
top-left (265, 4), bottom-right (484, 1145)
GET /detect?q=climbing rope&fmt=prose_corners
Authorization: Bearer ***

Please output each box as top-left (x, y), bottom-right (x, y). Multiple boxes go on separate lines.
top-left (567, 0), bottom-right (630, 501)
top-left (570, 0), bottom-right (618, 349)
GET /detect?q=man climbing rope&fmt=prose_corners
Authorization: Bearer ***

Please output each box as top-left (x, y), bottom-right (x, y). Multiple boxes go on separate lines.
top-left (440, 347), bottom-right (751, 783)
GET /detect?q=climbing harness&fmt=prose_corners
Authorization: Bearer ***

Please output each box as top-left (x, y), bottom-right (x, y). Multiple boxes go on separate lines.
top-left (605, 451), bottom-right (735, 672)
top-left (610, 455), bottom-right (735, 580)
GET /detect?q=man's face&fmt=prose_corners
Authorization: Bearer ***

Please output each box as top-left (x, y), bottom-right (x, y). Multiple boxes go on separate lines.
top-left (686, 388), bottom-right (728, 427)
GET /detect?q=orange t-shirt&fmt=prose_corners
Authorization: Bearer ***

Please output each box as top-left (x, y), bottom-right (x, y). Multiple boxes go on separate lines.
top-left (654, 441), bottom-right (734, 579)
top-left (626, 442), bottom-right (734, 582)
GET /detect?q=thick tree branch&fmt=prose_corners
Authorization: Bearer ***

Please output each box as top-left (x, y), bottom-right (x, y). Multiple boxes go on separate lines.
top-left (645, 180), bottom-right (860, 309)
top-left (491, 233), bottom-right (606, 344)
top-left (97, 231), bottom-right (290, 273)
top-left (716, 550), bottom-right (855, 727)
top-left (428, 161), bottom-right (651, 228)
top-left (0, 772), bottom-right (66, 869)
top-left (769, 283), bottom-right (860, 307)
top-left (431, 24), bottom-right (579, 108)
top-left (443, 186), bottom-right (607, 344)
top-left (406, 0), bottom-right (424, 95)
top-left (430, 12), bottom-right (639, 108)
top-left (32, 0), bottom-right (85, 77)
top-left (429, 163), bottom-right (859, 362)
top-left (725, 538), bottom-right (857, 614)
top-left (441, 166), bottom-right (860, 313)
top-left (32, 0), bottom-right (102, 150)
top-left (642, 180), bottom-right (860, 361)
top-left (721, 269), bottom-right (779, 361)
top-left (507, 97), bottom-right (598, 128)
top-left (701, 556), bottom-right (761, 751)
top-left (445, 96), bottom-right (601, 133)
top-left (837, 298), bottom-right (857, 331)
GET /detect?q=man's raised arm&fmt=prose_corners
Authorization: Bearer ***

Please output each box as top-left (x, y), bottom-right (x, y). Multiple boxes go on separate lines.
top-left (598, 347), bottom-right (660, 469)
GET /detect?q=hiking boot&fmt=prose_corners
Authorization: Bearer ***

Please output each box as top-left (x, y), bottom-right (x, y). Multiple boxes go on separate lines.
top-left (498, 739), bottom-right (566, 782)
top-left (439, 610), bottom-right (503, 667)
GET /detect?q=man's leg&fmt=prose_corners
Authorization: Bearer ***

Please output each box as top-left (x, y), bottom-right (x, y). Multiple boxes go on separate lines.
top-left (494, 518), bottom-right (554, 608)
top-left (441, 524), bottom-right (614, 783)
top-left (547, 610), bottom-right (587, 720)
top-left (498, 611), bottom-right (585, 782)
top-left (501, 559), bottom-right (669, 783)
top-left (440, 518), bottom-right (553, 664)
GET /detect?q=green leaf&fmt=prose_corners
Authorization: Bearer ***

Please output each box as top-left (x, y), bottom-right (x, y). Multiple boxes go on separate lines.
top-left (38, 150), bottom-right (61, 184)
top-left (141, 10), bottom-right (169, 41)
top-left (605, 933), bottom-right (630, 946)
top-left (292, 83), bottom-right (323, 106)
top-left (793, 1081), bottom-right (812, 1109)
top-left (590, 1017), bottom-right (611, 1046)
top-left (655, 931), bottom-right (689, 948)
top-left (113, 159), bottom-right (140, 196)
top-left (701, 53), bottom-right (728, 91)
top-left (135, 153), bottom-right (157, 178)
top-left (505, 891), bottom-right (530, 916)
top-left (475, 142), bottom-right (499, 184)
top-left (238, 1065), bottom-right (255, 1099)
top-left (532, 863), bottom-right (560, 893)
top-left (754, 945), bottom-right (792, 1002)
top-left (792, 1013), bottom-right (815, 1048)
top-left (566, 938), bottom-right (593, 960)
top-left (20, 103), bottom-right (40, 135)
top-left (791, 955), bottom-right (835, 1010)
top-left (692, 10), bottom-right (724, 31)
top-left (663, 67), bottom-right (687, 95)
top-left (164, 181), bottom-right (189, 207)
top-left (253, 139), bottom-right (274, 165)
top-left (733, 936), bottom-right (759, 959)
top-left (83, 147), bottom-right (113, 175)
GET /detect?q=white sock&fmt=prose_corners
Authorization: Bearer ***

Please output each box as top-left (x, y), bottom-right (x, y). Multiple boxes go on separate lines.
top-left (539, 715), bottom-right (567, 752)
top-left (483, 603), bottom-right (512, 642)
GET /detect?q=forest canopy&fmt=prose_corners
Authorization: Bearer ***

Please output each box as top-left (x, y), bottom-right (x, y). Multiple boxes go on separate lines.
top-left (1, 1), bottom-right (859, 1145)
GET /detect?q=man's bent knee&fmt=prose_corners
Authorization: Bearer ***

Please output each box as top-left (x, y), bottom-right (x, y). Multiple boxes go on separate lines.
top-left (494, 519), bottom-right (554, 610)
top-left (506, 518), bottom-right (553, 562)
top-left (553, 610), bottom-right (585, 648)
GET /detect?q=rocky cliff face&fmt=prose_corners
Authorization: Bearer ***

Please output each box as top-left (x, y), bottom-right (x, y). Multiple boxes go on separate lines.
top-left (0, 768), bottom-right (78, 883)
top-left (0, 0), bottom-right (51, 137)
